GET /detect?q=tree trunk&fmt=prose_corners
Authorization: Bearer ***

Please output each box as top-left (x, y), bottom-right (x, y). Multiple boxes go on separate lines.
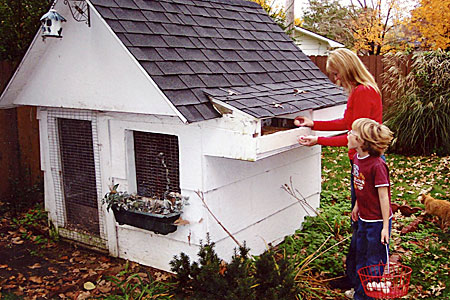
top-left (285, 0), bottom-right (295, 36)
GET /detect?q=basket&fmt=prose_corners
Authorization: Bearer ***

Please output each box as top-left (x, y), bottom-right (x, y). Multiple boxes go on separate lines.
top-left (358, 244), bottom-right (412, 299)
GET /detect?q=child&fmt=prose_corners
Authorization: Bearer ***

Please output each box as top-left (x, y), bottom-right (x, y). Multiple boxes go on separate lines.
top-left (347, 118), bottom-right (394, 300)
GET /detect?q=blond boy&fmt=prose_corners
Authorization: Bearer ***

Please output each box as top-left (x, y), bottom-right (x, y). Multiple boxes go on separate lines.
top-left (347, 118), bottom-right (393, 300)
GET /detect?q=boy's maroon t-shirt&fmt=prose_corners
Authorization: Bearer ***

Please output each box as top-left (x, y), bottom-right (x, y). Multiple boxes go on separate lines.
top-left (352, 154), bottom-right (392, 221)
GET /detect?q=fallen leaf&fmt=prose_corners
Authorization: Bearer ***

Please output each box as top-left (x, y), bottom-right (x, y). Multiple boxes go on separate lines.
top-left (0, 264), bottom-right (8, 269)
top-left (11, 237), bottom-right (24, 244)
top-left (48, 267), bottom-right (58, 274)
top-left (174, 217), bottom-right (190, 226)
top-left (98, 285), bottom-right (112, 293)
top-left (154, 272), bottom-right (169, 282)
top-left (28, 263), bottom-right (41, 269)
top-left (2, 284), bottom-right (17, 289)
top-left (219, 260), bottom-right (227, 275)
top-left (83, 281), bottom-right (95, 291)
top-left (29, 276), bottom-right (43, 284)
top-left (77, 291), bottom-right (91, 300)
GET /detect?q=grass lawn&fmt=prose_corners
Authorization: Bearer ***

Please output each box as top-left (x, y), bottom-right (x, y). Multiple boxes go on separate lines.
top-left (277, 146), bottom-right (449, 299)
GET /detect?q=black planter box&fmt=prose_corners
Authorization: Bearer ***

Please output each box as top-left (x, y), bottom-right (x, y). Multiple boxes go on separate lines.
top-left (112, 206), bottom-right (180, 235)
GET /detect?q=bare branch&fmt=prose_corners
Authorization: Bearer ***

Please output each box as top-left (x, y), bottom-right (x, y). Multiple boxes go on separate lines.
top-left (196, 191), bottom-right (242, 248)
top-left (282, 177), bottom-right (334, 234)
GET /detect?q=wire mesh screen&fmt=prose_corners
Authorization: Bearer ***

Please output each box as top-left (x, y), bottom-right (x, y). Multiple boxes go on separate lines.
top-left (58, 118), bottom-right (100, 235)
top-left (133, 131), bottom-right (180, 199)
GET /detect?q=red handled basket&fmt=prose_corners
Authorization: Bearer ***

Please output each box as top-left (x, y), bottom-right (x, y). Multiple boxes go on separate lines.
top-left (357, 244), bottom-right (412, 299)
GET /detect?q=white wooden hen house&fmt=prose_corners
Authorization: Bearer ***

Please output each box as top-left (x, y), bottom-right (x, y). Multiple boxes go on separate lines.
top-left (0, 0), bottom-right (346, 271)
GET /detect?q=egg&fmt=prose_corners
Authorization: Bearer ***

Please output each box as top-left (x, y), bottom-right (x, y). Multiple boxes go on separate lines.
top-left (294, 119), bottom-right (302, 126)
top-left (375, 282), bottom-right (382, 291)
top-left (382, 286), bottom-right (390, 294)
top-left (366, 282), bottom-right (374, 291)
top-left (385, 281), bottom-right (392, 288)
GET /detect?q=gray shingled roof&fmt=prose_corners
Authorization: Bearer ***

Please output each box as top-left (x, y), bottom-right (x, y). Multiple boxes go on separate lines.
top-left (90, 0), bottom-right (346, 123)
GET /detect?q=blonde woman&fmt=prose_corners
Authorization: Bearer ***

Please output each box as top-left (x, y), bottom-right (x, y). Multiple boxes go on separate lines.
top-left (295, 48), bottom-right (383, 295)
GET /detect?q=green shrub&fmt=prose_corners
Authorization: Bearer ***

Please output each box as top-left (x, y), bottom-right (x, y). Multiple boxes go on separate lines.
top-left (382, 50), bottom-right (450, 156)
top-left (169, 235), bottom-right (299, 300)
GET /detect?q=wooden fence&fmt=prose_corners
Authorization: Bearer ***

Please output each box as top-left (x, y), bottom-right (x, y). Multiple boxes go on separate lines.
top-left (308, 55), bottom-right (413, 103)
top-left (0, 61), bottom-right (42, 203)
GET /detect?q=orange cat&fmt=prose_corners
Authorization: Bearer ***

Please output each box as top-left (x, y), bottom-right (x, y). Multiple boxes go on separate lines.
top-left (419, 193), bottom-right (450, 229)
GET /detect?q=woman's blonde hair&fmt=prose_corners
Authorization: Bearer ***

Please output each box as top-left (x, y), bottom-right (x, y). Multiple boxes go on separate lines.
top-left (326, 48), bottom-right (380, 95)
top-left (352, 118), bottom-right (393, 157)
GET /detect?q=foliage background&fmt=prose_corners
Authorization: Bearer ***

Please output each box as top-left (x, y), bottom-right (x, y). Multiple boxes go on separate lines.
top-left (0, 0), bottom-right (50, 61)
top-left (383, 50), bottom-right (450, 156)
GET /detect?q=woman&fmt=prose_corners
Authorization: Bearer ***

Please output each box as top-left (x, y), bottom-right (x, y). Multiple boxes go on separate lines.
top-left (295, 48), bottom-right (383, 297)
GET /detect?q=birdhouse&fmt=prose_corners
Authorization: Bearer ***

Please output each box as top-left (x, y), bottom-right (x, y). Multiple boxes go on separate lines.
top-left (40, 9), bottom-right (66, 38)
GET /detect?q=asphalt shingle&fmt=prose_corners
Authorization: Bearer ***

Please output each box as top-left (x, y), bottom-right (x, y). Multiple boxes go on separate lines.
top-left (91, 0), bottom-right (345, 122)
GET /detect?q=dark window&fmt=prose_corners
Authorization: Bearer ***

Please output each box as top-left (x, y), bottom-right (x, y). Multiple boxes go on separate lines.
top-left (133, 131), bottom-right (180, 199)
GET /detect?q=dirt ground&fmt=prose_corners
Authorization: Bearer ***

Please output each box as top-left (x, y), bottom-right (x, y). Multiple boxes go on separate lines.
top-left (0, 204), bottom-right (171, 299)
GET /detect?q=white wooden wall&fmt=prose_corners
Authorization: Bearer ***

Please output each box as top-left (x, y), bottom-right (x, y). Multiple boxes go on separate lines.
top-left (38, 107), bottom-right (323, 271)
top-left (294, 33), bottom-right (330, 56)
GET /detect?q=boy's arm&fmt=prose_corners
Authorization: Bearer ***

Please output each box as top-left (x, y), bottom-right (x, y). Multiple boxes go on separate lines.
top-left (378, 187), bottom-right (390, 244)
top-left (351, 201), bottom-right (359, 222)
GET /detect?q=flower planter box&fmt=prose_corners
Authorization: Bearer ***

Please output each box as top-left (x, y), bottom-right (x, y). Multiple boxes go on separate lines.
top-left (112, 205), bottom-right (180, 235)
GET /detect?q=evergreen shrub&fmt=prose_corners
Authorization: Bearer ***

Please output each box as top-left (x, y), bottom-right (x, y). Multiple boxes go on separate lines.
top-left (169, 235), bottom-right (299, 300)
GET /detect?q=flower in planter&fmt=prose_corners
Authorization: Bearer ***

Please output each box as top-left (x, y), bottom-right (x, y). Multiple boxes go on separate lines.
top-left (102, 184), bottom-right (189, 215)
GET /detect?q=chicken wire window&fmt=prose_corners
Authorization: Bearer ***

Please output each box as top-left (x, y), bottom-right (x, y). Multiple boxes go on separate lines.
top-left (58, 118), bottom-right (100, 235)
top-left (133, 131), bottom-right (180, 199)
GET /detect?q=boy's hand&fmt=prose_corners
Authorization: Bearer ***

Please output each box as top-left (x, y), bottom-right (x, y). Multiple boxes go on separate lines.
top-left (351, 205), bottom-right (359, 222)
top-left (381, 228), bottom-right (390, 244)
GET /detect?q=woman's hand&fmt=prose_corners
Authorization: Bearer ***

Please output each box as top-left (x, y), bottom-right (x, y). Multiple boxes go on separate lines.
top-left (294, 116), bottom-right (314, 127)
top-left (297, 135), bottom-right (318, 146)
top-left (381, 228), bottom-right (390, 245)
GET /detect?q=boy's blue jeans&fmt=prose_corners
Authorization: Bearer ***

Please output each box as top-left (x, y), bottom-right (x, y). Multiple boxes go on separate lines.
top-left (354, 218), bottom-right (392, 300)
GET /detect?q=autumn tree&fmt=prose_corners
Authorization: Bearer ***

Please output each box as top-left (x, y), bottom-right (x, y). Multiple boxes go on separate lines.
top-left (301, 0), bottom-right (355, 48)
top-left (349, 0), bottom-right (405, 55)
top-left (408, 0), bottom-right (450, 50)
top-left (0, 0), bottom-right (51, 61)
top-left (249, 0), bottom-right (287, 28)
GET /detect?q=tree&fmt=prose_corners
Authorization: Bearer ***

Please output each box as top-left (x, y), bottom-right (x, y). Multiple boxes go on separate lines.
top-left (301, 0), bottom-right (355, 48)
top-left (349, 0), bottom-right (404, 55)
top-left (408, 0), bottom-right (450, 50)
top-left (249, 0), bottom-right (288, 29)
top-left (0, 0), bottom-right (51, 61)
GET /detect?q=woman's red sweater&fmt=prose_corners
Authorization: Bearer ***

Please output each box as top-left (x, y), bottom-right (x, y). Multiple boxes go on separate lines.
top-left (314, 85), bottom-right (382, 160)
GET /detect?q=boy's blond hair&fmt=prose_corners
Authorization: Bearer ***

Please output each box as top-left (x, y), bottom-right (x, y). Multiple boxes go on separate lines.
top-left (326, 48), bottom-right (380, 95)
top-left (352, 118), bottom-right (393, 157)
